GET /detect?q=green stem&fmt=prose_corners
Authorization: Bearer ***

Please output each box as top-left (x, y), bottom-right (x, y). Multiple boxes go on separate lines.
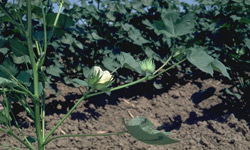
top-left (149, 58), bottom-right (186, 80)
top-left (18, 98), bottom-right (35, 119)
top-left (9, 109), bottom-right (34, 149)
top-left (44, 90), bottom-right (92, 142)
top-left (40, 0), bottom-right (47, 54)
top-left (39, 0), bottom-right (63, 68)
top-left (0, 127), bottom-right (9, 134)
top-left (41, 86), bottom-right (46, 140)
top-left (86, 76), bottom-right (148, 99)
top-left (53, 0), bottom-right (64, 27)
top-left (153, 55), bottom-right (172, 75)
top-left (8, 131), bottom-right (33, 150)
top-left (0, 144), bottom-right (24, 150)
top-left (3, 90), bottom-right (12, 130)
top-left (26, 0), bottom-right (43, 149)
top-left (44, 131), bottom-right (127, 146)
top-left (0, 128), bottom-right (33, 150)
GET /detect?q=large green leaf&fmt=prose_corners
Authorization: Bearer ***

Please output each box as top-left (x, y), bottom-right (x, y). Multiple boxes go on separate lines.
top-left (186, 47), bottom-right (231, 79)
top-left (9, 39), bottom-right (29, 57)
top-left (123, 117), bottom-right (178, 145)
top-left (46, 13), bottom-right (74, 28)
top-left (102, 55), bottom-right (119, 71)
top-left (64, 77), bottom-right (88, 88)
top-left (17, 70), bottom-right (32, 86)
top-left (154, 11), bottom-right (194, 37)
top-left (0, 59), bottom-right (18, 79)
top-left (116, 52), bottom-right (141, 73)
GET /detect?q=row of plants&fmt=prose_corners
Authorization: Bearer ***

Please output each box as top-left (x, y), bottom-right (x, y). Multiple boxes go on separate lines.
top-left (0, 0), bottom-right (248, 149)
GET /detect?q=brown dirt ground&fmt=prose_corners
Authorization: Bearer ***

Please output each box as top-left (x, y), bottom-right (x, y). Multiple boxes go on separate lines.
top-left (1, 76), bottom-right (250, 150)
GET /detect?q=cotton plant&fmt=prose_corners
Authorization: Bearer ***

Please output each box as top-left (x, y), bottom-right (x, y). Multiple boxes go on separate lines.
top-left (0, 0), bottom-right (231, 149)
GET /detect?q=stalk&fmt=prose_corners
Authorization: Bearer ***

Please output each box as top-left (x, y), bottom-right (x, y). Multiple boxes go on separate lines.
top-left (26, 0), bottom-right (43, 149)
top-left (44, 90), bottom-right (92, 142)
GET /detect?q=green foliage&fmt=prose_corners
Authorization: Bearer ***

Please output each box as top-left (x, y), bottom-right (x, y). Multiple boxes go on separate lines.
top-left (0, 107), bottom-right (11, 125)
top-left (123, 117), bottom-right (178, 145)
top-left (0, 77), bottom-right (17, 88)
top-left (153, 11), bottom-right (194, 37)
top-left (186, 47), bottom-right (230, 79)
top-left (187, 0), bottom-right (250, 111)
top-left (0, 0), bottom-right (239, 148)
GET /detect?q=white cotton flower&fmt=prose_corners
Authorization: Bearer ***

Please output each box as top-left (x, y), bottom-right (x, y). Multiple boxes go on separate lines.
top-left (98, 70), bottom-right (113, 84)
top-left (87, 66), bottom-right (113, 90)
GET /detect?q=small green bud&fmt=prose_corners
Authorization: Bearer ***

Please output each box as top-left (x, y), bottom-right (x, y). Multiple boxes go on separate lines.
top-left (87, 66), bottom-right (113, 90)
top-left (141, 58), bottom-right (155, 75)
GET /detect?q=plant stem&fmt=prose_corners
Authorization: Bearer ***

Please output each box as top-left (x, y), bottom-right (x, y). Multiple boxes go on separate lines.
top-left (9, 109), bottom-right (34, 149)
top-left (153, 55), bottom-right (172, 75)
top-left (44, 90), bottom-right (92, 142)
top-left (149, 58), bottom-right (186, 80)
top-left (86, 76), bottom-right (148, 99)
top-left (39, 0), bottom-right (64, 67)
top-left (0, 144), bottom-right (23, 150)
top-left (41, 86), bottom-right (46, 140)
top-left (0, 128), bottom-right (8, 134)
top-left (3, 90), bottom-right (12, 130)
top-left (0, 128), bottom-right (33, 150)
top-left (26, 0), bottom-right (43, 149)
top-left (44, 131), bottom-right (127, 146)
top-left (8, 131), bottom-right (34, 150)
top-left (53, 0), bottom-right (64, 27)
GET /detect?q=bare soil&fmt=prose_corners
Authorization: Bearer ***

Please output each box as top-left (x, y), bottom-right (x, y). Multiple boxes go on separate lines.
top-left (1, 76), bottom-right (250, 150)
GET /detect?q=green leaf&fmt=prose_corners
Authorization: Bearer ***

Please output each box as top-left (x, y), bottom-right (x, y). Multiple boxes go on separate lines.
top-left (102, 56), bottom-right (119, 71)
top-left (0, 77), bottom-right (18, 88)
top-left (33, 31), bottom-right (54, 43)
top-left (46, 13), bottom-right (74, 28)
top-left (154, 11), bottom-right (194, 37)
top-left (46, 65), bottom-right (63, 77)
top-left (71, 78), bottom-right (88, 87)
top-left (0, 59), bottom-right (18, 79)
top-left (0, 48), bottom-right (9, 55)
top-left (27, 136), bottom-right (36, 143)
top-left (9, 39), bottom-right (29, 57)
top-left (240, 17), bottom-right (250, 24)
top-left (186, 47), bottom-right (231, 79)
top-left (17, 70), bottom-right (32, 86)
top-left (0, 107), bottom-right (11, 125)
top-left (225, 88), bottom-right (241, 100)
top-left (12, 55), bottom-right (30, 64)
top-left (245, 0), bottom-right (250, 5)
top-left (116, 52), bottom-right (141, 73)
top-left (244, 38), bottom-right (250, 49)
top-left (232, 0), bottom-right (243, 2)
top-left (186, 47), bottom-right (214, 75)
top-left (211, 59), bottom-right (231, 79)
top-left (153, 81), bottom-right (163, 89)
top-left (123, 117), bottom-right (178, 145)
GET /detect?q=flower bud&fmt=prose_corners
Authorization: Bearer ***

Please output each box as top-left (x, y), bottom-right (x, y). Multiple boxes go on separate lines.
top-left (141, 58), bottom-right (155, 75)
top-left (87, 66), bottom-right (113, 90)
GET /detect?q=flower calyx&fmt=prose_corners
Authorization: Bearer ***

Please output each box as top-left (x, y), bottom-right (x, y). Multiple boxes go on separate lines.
top-left (140, 58), bottom-right (156, 76)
